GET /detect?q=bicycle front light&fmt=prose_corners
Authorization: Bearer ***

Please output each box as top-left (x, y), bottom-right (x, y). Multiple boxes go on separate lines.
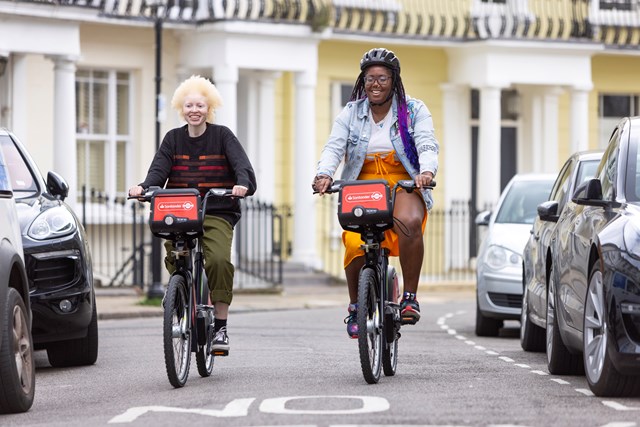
top-left (28, 206), bottom-right (77, 240)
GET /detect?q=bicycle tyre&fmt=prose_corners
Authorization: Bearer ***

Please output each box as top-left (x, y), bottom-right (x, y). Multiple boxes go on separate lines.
top-left (382, 315), bottom-right (398, 376)
top-left (196, 307), bottom-right (215, 377)
top-left (163, 275), bottom-right (192, 388)
top-left (382, 266), bottom-right (399, 376)
top-left (357, 268), bottom-right (382, 384)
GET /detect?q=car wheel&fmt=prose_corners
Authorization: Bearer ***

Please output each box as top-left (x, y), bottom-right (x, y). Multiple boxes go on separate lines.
top-left (546, 265), bottom-right (582, 375)
top-left (520, 285), bottom-right (545, 352)
top-left (0, 288), bottom-right (35, 413)
top-left (584, 261), bottom-right (640, 396)
top-left (47, 298), bottom-right (98, 368)
top-left (475, 296), bottom-right (502, 337)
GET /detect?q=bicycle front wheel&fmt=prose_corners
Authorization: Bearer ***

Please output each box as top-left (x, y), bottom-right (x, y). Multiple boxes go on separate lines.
top-left (357, 268), bottom-right (382, 384)
top-left (163, 275), bottom-right (192, 388)
top-left (196, 306), bottom-right (215, 377)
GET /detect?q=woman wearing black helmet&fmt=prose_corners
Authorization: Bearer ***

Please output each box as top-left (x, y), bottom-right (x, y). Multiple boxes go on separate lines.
top-left (312, 47), bottom-right (439, 339)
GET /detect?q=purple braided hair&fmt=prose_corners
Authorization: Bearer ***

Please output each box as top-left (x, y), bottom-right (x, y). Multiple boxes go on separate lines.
top-left (350, 68), bottom-right (419, 170)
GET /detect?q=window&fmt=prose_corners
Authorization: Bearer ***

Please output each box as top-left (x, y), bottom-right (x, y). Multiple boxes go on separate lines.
top-left (599, 0), bottom-right (634, 11)
top-left (76, 70), bottom-right (132, 198)
top-left (598, 94), bottom-right (639, 148)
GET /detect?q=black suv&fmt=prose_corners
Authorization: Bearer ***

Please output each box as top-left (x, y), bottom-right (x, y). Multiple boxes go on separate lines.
top-left (0, 129), bottom-right (97, 368)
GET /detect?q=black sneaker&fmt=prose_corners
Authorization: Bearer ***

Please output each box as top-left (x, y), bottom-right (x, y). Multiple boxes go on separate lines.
top-left (211, 326), bottom-right (229, 355)
top-left (401, 296), bottom-right (420, 325)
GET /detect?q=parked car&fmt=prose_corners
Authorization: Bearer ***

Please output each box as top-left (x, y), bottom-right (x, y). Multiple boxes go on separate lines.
top-left (520, 150), bottom-right (603, 352)
top-left (0, 147), bottom-right (34, 413)
top-left (475, 173), bottom-right (555, 336)
top-left (0, 129), bottom-right (97, 368)
top-left (538, 116), bottom-right (640, 396)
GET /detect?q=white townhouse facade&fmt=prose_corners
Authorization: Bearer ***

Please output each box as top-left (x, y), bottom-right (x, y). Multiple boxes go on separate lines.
top-left (1, 0), bottom-right (640, 281)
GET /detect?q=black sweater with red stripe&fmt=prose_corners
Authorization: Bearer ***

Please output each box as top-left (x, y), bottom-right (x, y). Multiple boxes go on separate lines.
top-left (139, 123), bottom-right (257, 226)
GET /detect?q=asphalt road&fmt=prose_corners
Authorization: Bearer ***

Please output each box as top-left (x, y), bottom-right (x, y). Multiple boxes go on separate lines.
top-left (3, 291), bottom-right (640, 427)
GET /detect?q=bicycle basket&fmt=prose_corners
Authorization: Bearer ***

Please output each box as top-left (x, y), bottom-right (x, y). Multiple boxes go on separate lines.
top-left (337, 180), bottom-right (394, 232)
top-left (149, 188), bottom-right (203, 238)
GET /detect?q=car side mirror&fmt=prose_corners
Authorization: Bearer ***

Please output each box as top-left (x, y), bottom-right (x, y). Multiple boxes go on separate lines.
top-left (475, 210), bottom-right (491, 226)
top-left (537, 200), bottom-right (559, 222)
top-left (47, 171), bottom-right (69, 201)
top-left (572, 178), bottom-right (607, 207)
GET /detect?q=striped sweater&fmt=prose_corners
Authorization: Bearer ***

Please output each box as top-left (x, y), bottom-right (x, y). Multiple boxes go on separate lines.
top-left (139, 123), bottom-right (257, 226)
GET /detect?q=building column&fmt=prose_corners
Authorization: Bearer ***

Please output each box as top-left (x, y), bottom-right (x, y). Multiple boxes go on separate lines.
top-left (570, 86), bottom-right (591, 153)
top-left (542, 87), bottom-right (562, 174)
top-left (256, 72), bottom-right (279, 204)
top-left (441, 83), bottom-right (471, 207)
top-left (50, 55), bottom-right (78, 209)
top-left (291, 70), bottom-right (318, 267)
top-left (477, 86), bottom-right (502, 210)
top-left (10, 54), bottom-right (27, 141)
top-left (213, 64), bottom-right (238, 134)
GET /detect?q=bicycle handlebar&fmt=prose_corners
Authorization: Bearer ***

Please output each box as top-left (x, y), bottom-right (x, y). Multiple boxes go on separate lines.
top-left (127, 186), bottom-right (242, 202)
top-left (314, 179), bottom-right (436, 195)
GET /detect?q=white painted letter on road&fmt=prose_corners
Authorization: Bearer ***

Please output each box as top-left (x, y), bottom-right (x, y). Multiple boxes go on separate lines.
top-left (259, 395), bottom-right (389, 415)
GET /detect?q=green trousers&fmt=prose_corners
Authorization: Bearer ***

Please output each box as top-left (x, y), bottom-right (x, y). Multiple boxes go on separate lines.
top-left (164, 215), bottom-right (235, 304)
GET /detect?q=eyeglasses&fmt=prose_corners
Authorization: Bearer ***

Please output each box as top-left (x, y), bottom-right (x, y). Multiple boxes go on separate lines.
top-left (364, 75), bottom-right (391, 85)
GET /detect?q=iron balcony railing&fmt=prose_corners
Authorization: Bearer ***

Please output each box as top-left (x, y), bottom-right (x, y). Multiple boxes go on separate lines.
top-left (11, 0), bottom-right (640, 48)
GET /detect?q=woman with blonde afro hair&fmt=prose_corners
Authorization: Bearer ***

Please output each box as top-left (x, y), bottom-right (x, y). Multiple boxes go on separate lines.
top-left (128, 74), bottom-right (257, 356)
top-left (170, 75), bottom-right (223, 123)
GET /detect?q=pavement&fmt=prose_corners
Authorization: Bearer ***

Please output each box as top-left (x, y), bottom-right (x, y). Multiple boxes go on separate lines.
top-left (95, 267), bottom-right (475, 320)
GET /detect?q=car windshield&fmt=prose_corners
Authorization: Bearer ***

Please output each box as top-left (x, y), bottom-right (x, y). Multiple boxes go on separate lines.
top-left (0, 136), bottom-right (38, 198)
top-left (494, 179), bottom-right (554, 225)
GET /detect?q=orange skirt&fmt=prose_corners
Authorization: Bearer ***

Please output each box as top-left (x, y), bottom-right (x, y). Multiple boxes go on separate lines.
top-left (343, 151), bottom-right (427, 268)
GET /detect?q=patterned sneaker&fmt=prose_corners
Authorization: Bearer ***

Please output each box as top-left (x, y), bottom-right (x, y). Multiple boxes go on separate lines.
top-left (401, 293), bottom-right (420, 325)
top-left (211, 326), bottom-right (230, 355)
top-left (344, 303), bottom-right (358, 339)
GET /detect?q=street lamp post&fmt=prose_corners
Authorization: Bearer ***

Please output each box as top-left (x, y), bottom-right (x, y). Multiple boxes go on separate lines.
top-left (147, 4), bottom-right (166, 299)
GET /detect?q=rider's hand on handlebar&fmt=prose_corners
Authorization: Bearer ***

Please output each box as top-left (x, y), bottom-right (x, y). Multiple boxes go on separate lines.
top-left (232, 185), bottom-right (248, 198)
top-left (415, 171), bottom-right (434, 189)
top-left (312, 174), bottom-right (333, 195)
top-left (128, 185), bottom-right (144, 197)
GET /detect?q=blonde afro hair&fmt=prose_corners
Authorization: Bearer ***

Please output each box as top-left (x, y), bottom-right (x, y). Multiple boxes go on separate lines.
top-left (171, 75), bottom-right (223, 123)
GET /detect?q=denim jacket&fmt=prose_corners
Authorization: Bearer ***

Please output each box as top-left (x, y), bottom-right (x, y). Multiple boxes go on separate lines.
top-left (316, 96), bottom-right (439, 210)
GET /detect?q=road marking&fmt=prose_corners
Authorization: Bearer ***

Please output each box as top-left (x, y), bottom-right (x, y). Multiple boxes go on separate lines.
top-left (108, 399), bottom-right (256, 423)
top-left (514, 364), bottom-right (530, 368)
top-left (455, 335), bottom-right (466, 340)
top-left (550, 379), bottom-right (570, 385)
top-left (259, 396), bottom-right (389, 415)
top-left (530, 370), bottom-right (548, 376)
top-left (602, 401), bottom-right (640, 411)
top-left (485, 350), bottom-right (499, 355)
top-left (499, 356), bottom-right (514, 363)
top-left (464, 340), bottom-right (475, 345)
top-left (576, 388), bottom-right (595, 396)
top-left (600, 423), bottom-right (637, 427)
top-left (474, 345), bottom-right (486, 350)
top-left (447, 329), bottom-right (457, 335)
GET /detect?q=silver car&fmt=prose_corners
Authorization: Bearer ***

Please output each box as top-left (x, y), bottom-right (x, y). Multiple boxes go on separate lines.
top-left (475, 173), bottom-right (555, 336)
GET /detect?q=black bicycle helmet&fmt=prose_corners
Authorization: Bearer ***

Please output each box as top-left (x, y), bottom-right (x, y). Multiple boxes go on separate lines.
top-left (359, 48), bottom-right (400, 73)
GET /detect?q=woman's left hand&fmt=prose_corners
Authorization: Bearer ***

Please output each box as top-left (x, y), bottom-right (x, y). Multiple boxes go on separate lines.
top-left (415, 172), bottom-right (434, 189)
top-left (232, 185), bottom-right (248, 197)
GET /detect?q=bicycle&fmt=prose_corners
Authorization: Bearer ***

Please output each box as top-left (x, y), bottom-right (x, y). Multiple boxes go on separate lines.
top-left (318, 178), bottom-right (435, 384)
top-left (130, 186), bottom-right (238, 388)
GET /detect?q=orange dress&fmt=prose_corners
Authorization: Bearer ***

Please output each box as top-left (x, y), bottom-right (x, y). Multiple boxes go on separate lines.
top-left (342, 151), bottom-right (428, 268)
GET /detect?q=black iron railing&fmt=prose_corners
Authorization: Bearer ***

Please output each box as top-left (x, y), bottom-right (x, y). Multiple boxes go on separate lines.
top-left (80, 185), bottom-right (285, 291)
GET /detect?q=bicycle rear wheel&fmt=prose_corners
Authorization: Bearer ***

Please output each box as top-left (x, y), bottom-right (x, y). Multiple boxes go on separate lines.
top-left (382, 319), bottom-right (398, 376)
top-left (357, 268), bottom-right (382, 384)
top-left (383, 266), bottom-right (399, 376)
top-left (163, 275), bottom-right (192, 388)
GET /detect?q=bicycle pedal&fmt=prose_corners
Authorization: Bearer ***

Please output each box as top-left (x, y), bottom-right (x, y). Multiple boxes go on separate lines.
top-left (401, 316), bottom-right (418, 325)
top-left (212, 349), bottom-right (229, 357)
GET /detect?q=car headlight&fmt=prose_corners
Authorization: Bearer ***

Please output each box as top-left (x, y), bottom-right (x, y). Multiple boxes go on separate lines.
top-left (28, 206), bottom-right (77, 240)
top-left (485, 245), bottom-right (521, 270)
